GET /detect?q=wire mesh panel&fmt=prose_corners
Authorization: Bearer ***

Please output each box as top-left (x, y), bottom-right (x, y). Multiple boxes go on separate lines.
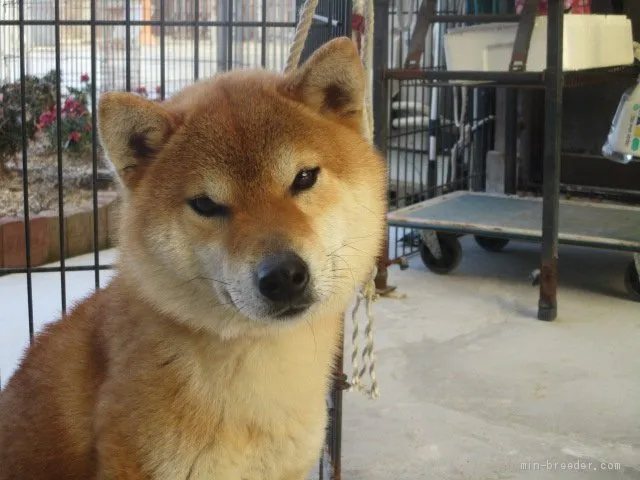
top-left (0, 0), bottom-right (349, 478)
top-left (381, 0), bottom-right (496, 261)
top-left (386, 78), bottom-right (495, 259)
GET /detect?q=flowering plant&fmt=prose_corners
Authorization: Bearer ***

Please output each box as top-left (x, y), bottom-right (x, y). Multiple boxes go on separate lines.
top-left (133, 85), bottom-right (163, 102)
top-left (37, 73), bottom-right (93, 155)
top-left (0, 71), bottom-right (56, 174)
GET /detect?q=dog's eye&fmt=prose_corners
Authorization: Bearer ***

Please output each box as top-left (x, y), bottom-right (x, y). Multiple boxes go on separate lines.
top-left (188, 196), bottom-right (230, 217)
top-left (291, 167), bottom-right (320, 193)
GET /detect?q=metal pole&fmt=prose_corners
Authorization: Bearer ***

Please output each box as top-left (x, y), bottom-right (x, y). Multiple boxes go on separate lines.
top-left (330, 338), bottom-right (345, 480)
top-left (538, 0), bottom-right (563, 321)
top-left (18, 0), bottom-right (35, 339)
top-left (373, 0), bottom-right (397, 294)
top-left (217, 0), bottom-right (229, 72)
top-left (504, 88), bottom-right (518, 194)
top-left (427, 0), bottom-right (442, 198)
top-left (234, 0), bottom-right (244, 67)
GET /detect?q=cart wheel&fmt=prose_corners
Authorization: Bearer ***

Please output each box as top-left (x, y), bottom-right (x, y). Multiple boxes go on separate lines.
top-left (419, 234), bottom-right (462, 275)
top-left (474, 235), bottom-right (510, 252)
top-left (624, 260), bottom-right (640, 301)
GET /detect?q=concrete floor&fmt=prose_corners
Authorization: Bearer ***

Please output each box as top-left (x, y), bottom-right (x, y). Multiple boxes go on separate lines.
top-left (340, 237), bottom-right (640, 479)
top-left (2, 239), bottom-right (639, 479)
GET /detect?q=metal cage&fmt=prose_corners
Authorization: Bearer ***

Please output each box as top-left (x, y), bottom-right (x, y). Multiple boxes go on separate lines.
top-left (378, 0), bottom-right (496, 262)
top-left (375, 0), bottom-right (640, 314)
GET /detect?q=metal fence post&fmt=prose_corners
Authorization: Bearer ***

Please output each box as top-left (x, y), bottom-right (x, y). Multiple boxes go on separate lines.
top-left (217, 0), bottom-right (230, 71)
top-left (538, 0), bottom-right (563, 321)
top-left (372, 0), bottom-right (396, 294)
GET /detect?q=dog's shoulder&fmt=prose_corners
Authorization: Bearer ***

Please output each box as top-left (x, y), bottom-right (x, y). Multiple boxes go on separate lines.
top-left (0, 286), bottom-right (113, 479)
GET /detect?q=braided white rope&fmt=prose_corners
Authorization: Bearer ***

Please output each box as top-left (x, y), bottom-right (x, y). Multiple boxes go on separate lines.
top-left (349, 267), bottom-right (380, 399)
top-left (285, 0), bottom-right (380, 400)
top-left (284, 0), bottom-right (320, 74)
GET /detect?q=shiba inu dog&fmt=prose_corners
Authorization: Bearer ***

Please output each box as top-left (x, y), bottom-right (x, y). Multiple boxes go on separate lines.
top-left (0, 37), bottom-right (386, 480)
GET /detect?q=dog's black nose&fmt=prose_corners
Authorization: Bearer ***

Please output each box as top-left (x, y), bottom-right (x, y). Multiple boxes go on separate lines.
top-left (256, 253), bottom-right (310, 302)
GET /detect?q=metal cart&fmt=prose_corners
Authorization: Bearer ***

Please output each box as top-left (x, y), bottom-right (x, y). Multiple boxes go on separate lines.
top-left (374, 0), bottom-right (640, 320)
top-left (387, 191), bottom-right (640, 300)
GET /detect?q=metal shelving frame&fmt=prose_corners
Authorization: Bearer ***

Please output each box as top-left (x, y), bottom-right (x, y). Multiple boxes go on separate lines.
top-left (376, 0), bottom-right (640, 320)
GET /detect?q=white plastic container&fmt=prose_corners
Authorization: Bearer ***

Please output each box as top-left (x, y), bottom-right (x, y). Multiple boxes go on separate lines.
top-left (602, 77), bottom-right (640, 164)
top-left (444, 15), bottom-right (634, 72)
top-left (444, 22), bottom-right (518, 72)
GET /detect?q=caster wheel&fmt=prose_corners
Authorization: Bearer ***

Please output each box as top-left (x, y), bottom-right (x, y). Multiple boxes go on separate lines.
top-left (419, 233), bottom-right (462, 275)
top-left (624, 260), bottom-right (640, 301)
top-left (474, 235), bottom-right (510, 252)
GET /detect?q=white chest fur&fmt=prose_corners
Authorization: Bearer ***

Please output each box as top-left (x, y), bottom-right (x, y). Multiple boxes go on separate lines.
top-left (146, 321), bottom-right (337, 480)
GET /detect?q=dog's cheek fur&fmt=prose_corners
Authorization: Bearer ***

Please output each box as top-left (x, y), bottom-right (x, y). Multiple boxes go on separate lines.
top-left (118, 198), bottom-right (220, 327)
top-left (303, 144), bottom-right (387, 303)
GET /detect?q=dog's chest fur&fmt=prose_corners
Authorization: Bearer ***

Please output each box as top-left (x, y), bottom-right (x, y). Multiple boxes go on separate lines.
top-left (107, 312), bottom-right (337, 480)
top-left (156, 401), bottom-right (327, 480)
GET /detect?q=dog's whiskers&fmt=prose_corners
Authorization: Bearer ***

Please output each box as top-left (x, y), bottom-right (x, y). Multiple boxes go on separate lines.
top-left (183, 275), bottom-right (230, 287)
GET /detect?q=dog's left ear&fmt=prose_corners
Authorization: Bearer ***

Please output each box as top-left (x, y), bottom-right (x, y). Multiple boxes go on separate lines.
top-left (279, 37), bottom-right (365, 134)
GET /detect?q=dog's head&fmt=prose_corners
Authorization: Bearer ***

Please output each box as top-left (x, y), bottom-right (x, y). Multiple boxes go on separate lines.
top-left (98, 38), bottom-right (387, 338)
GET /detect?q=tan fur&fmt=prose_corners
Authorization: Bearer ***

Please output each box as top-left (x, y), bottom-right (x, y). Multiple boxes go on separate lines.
top-left (0, 38), bottom-right (386, 480)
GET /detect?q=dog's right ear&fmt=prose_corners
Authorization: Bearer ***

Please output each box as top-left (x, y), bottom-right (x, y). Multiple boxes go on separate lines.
top-left (98, 92), bottom-right (179, 190)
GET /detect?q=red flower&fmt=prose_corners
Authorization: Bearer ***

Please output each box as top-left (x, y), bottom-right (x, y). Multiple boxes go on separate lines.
top-left (68, 131), bottom-right (82, 143)
top-left (80, 73), bottom-right (89, 83)
top-left (135, 86), bottom-right (148, 97)
top-left (63, 98), bottom-right (76, 113)
top-left (38, 110), bottom-right (55, 128)
top-left (155, 85), bottom-right (162, 94)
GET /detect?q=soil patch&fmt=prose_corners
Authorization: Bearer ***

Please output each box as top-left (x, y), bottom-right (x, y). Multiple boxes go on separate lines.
top-left (1, 153), bottom-right (115, 217)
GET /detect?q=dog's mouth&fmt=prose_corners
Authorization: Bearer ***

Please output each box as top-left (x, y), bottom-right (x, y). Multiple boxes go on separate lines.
top-left (219, 286), bottom-right (312, 321)
top-left (272, 303), bottom-right (312, 319)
